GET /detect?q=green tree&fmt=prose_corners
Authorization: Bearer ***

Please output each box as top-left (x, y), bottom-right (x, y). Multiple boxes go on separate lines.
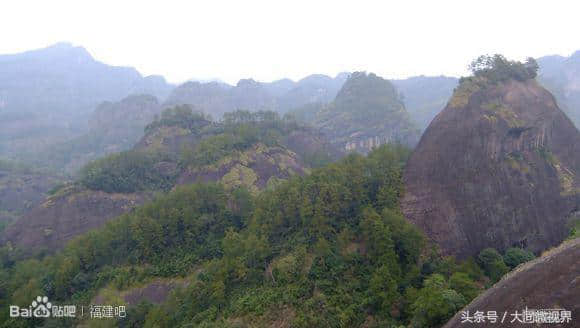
top-left (503, 248), bottom-right (535, 269)
top-left (468, 54), bottom-right (538, 82)
top-left (410, 274), bottom-right (466, 327)
top-left (449, 272), bottom-right (480, 301)
top-left (360, 208), bottom-right (401, 278)
top-left (369, 265), bottom-right (399, 315)
top-left (80, 151), bottom-right (174, 193)
top-left (477, 248), bottom-right (509, 282)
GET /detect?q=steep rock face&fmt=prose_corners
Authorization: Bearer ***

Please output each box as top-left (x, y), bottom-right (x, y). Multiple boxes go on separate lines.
top-left (316, 72), bottom-right (420, 153)
top-left (1, 185), bottom-right (150, 250)
top-left (444, 238), bottom-right (580, 328)
top-left (402, 79), bottom-right (580, 259)
top-left (177, 144), bottom-right (308, 194)
top-left (282, 129), bottom-right (343, 163)
top-left (0, 170), bottom-right (61, 225)
top-left (134, 123), bottom-right (211, 155)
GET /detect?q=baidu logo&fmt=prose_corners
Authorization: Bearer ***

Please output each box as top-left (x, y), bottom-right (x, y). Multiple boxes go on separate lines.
top-left (10, 296), bottom-right (52, 318)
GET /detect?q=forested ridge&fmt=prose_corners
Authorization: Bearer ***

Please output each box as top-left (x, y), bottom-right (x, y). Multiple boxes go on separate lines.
top-left (74, 106), bottom-right (331, 194)
top-left (0, 145), bottom-right (537, 328)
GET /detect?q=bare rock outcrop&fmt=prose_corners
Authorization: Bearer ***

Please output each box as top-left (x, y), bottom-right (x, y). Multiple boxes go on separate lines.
top-left (1, 186), bottom-right (150, 251)
top-left (402, 78), bottom-right (580, 259)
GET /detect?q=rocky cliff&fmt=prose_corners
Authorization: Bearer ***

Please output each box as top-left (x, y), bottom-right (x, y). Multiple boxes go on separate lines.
top-left (402, 77), bottom-right (580, 259)
top-left (0, 167), bottom-right (61, 227)
top-left (177, 144), bottom-right (309, 194)
top-left (1, 185), bottom-right (150, 251)
top-left (444, 238), bottom-right (580, 328)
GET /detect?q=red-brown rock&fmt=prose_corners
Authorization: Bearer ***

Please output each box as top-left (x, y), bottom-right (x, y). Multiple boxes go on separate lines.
top-left (402, 78), bottom-right (580, 259)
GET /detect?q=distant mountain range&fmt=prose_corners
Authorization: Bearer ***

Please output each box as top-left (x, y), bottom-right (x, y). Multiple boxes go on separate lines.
top-left (1, 43), bottom-right (579, 175)
top-left (0, 42), bottom-right (172, 116)
top-left (538, 51), bottom-right (580, 128)
top-left (164, 73), bottom-right (350, 118)
top-left (0, 43), bottom-right (174, 165)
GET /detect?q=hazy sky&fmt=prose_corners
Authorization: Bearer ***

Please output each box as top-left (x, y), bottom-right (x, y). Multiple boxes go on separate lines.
top-left (2, 0), bottom-right (579, 84)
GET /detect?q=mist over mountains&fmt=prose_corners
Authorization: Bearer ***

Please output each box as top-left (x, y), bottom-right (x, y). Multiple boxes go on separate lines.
top-left (537, 50), bottom-right (580, 127)
top-left (2, 43), bottom-right (580, 176)
top-left (0, 43), bottom-right (443, 173)
top-left (0, 42), bottom-right (171, 116)
top-left (0, 42), bottom-right (579, 327)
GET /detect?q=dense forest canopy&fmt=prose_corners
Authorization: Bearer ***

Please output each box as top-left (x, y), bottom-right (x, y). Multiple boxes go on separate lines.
top-left (0, 145), bottom-right (538, 328)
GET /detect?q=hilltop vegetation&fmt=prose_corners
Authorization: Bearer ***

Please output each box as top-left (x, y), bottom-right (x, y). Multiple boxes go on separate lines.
top-left (76, 107), bottom-right (332, 195)
top-left (315, 72), bottom-right (420, 153)
top-left (467, 54), bottom-right (538, 82)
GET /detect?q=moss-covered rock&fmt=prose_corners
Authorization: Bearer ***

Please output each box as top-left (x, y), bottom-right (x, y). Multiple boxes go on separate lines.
top-left (177, 144), bottom-right (308, 194)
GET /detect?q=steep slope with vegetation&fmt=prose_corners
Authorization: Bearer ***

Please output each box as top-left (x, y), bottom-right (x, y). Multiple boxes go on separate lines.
top-left (316, 72), bottom-right (420, 153)
top-left (0, 145), bottom-right (512, 328)
top-left (287, 75), bottom-right (460, 136)
top-left (403, 55), bottom-right (580, 259)
top-left (0, 107), bottom-right (339, 252)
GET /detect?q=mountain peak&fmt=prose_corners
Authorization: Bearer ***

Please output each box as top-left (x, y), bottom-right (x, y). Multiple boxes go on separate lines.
top-left (28, 42), bottom-right (93, 61)
top-left (403, 77), bottom-right (580, 259)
